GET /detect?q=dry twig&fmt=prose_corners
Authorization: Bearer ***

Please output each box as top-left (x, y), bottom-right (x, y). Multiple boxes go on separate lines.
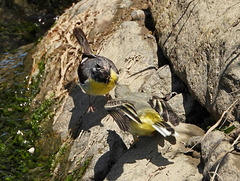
top-left (210, 148), bottom-right (234, 181)
top-left (185, 99), bottom-right (239, 153)
top-left (27, 51), bottom-right (45, 88)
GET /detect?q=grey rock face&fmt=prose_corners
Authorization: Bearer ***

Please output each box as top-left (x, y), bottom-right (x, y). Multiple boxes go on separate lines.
top-left (28, 0), bottom-right (231, 180)
top-left (201, 131), bottom-right (240, 181)
top-left (131, 10), bottom-right (145, 21)
top-left (150, 0), bottom-right (240, 121)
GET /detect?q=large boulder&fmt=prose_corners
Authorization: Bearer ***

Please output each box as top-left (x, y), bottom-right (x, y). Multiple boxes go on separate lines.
top-left (201, 131), bottom-right (240, 180)
top-left (150, 0), bottom-right (240, 121)
top-left (30, 0), bottom-right (211, 180)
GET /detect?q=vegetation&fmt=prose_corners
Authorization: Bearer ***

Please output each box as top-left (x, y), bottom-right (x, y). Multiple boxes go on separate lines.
top-left (0, 57), bottom-right (57, 180)
top-left (0, 0), bottom-right (79, 53)
top-left (66, 156), bottom-right (93, 181)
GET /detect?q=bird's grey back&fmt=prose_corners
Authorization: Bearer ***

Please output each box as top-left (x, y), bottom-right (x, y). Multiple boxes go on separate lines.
top-left (114, 84), bottom-right (152, 111)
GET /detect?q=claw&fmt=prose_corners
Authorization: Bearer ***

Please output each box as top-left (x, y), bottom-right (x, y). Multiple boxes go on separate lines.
top-left (87, 104), bottom-right (97, 113)
top-left (86, 95), bottom-right (97, 113)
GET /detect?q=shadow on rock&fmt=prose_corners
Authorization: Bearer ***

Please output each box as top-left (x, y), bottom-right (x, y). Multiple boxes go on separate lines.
top-left (95, 132), bottom-right (175, 181)
top-left (170, 70), bottom-right (212, 130)
top-left (66, 83), bottom-right (108, 139)
top-left (94, 130), bottom-right (128, 181)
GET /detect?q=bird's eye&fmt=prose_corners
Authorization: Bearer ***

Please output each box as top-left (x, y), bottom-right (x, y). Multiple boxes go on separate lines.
top-left (96, 63), bottom-right (101, 68)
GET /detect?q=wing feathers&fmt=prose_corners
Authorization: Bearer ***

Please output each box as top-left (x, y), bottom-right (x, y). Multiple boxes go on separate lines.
top-left (105, 96), bottom-right (180, 137)
top-left (105, 100), bottom-right (142, 131)
top-left (107, 110), bottom-right (130, 131)
top-left (149, 96), bottom-right (180, 126)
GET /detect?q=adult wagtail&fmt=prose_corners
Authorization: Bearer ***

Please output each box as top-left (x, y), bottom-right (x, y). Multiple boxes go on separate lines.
top-left (104, 85), bottom-right (180, 142)
top-left (73, 27), bottom-right (119, 112)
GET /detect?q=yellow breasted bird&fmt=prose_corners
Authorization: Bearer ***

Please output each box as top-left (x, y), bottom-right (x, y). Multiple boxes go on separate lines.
top-left (104, 85), bottom-right (180, 142)
top-left (73, 27), bottom-right (119, 112)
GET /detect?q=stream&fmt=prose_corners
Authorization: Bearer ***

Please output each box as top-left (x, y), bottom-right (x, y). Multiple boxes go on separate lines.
top-left (0, 1), bottom-right (78, 179)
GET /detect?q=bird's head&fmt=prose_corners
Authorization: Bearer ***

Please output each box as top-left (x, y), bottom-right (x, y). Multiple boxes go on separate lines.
top-left (91, 60), bottom-right (111, 84)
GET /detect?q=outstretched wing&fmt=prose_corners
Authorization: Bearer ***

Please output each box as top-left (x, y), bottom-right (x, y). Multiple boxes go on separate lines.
top-left (148, 96), bottom-right (180, 126)
top-left (104, 100), bottom-right (142, 131)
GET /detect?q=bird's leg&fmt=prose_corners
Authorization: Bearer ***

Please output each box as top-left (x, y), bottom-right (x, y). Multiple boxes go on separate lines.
top-left (133, 135), bottom-right (139, 143)
top-left (131, 135), bottom-right (139, 145)
top-left (129, 135), bottom-right (138, 149)
top-left (87, 95), bottom-right (97, 113)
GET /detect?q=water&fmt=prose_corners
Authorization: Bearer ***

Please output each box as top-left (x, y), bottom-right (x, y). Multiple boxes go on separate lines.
top-left (0, 44), bottom-right (33, 87)
top-left (0, 44), bottom-right (60, 180)
top-left (0, 45), bottom-right (34, 179)
top-left (0, 1), bottom-right (79, 179)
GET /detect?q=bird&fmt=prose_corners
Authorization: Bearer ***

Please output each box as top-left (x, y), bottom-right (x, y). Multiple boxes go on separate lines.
top-left (104, 85), bottom-right (180, 142)
top-left (73, 27), bottom-right (119, 112)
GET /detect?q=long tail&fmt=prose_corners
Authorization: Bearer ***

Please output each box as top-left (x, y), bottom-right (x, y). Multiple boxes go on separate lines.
top-left (152, 121), bottom-right (178, 137)
top-left (73, 27), bottom-right (93, 54)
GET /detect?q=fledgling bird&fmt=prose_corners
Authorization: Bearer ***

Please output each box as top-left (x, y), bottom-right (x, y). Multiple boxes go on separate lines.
top-left (73, 27), bottom-right (119, 112)
top-left (104, 85), bottom-right (180, 142)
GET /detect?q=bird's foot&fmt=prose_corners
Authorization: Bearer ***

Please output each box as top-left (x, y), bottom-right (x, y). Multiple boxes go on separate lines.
top-left (87, 105), bottom-right (97, 113)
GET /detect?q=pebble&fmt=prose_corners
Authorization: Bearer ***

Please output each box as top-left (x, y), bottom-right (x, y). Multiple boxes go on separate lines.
top-left (131, 10), bottom-right (145, 21)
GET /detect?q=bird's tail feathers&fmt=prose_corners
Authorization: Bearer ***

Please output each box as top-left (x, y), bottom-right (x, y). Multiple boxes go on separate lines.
top-left (73, 27), bottom-right (93, 54)
top-left (152, 121), bottom-right (177, 137)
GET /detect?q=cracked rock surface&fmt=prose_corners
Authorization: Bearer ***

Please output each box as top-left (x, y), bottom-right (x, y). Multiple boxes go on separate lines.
top-left (30, 0), bottom-right (239, 180)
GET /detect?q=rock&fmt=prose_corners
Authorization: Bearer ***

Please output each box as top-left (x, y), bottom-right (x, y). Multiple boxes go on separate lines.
top-left (106, 122), bottom-right (205, 181)
top-left (100, 20), bottom-right (158, 93)
top-left (168, 93), bottom-right (193, 121)
top-left (131, 9), bottom-right (145, 21)
top-left (139, 65), bottom-right (209, 124)
top-left (29, 0), bottom-right (211, 180)
top-left (150, 0), bottom-right (240, 121)
top-left (201, 131), bottom-right (240, 180)
top-left (140, 65), bottom-right (177, 97)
